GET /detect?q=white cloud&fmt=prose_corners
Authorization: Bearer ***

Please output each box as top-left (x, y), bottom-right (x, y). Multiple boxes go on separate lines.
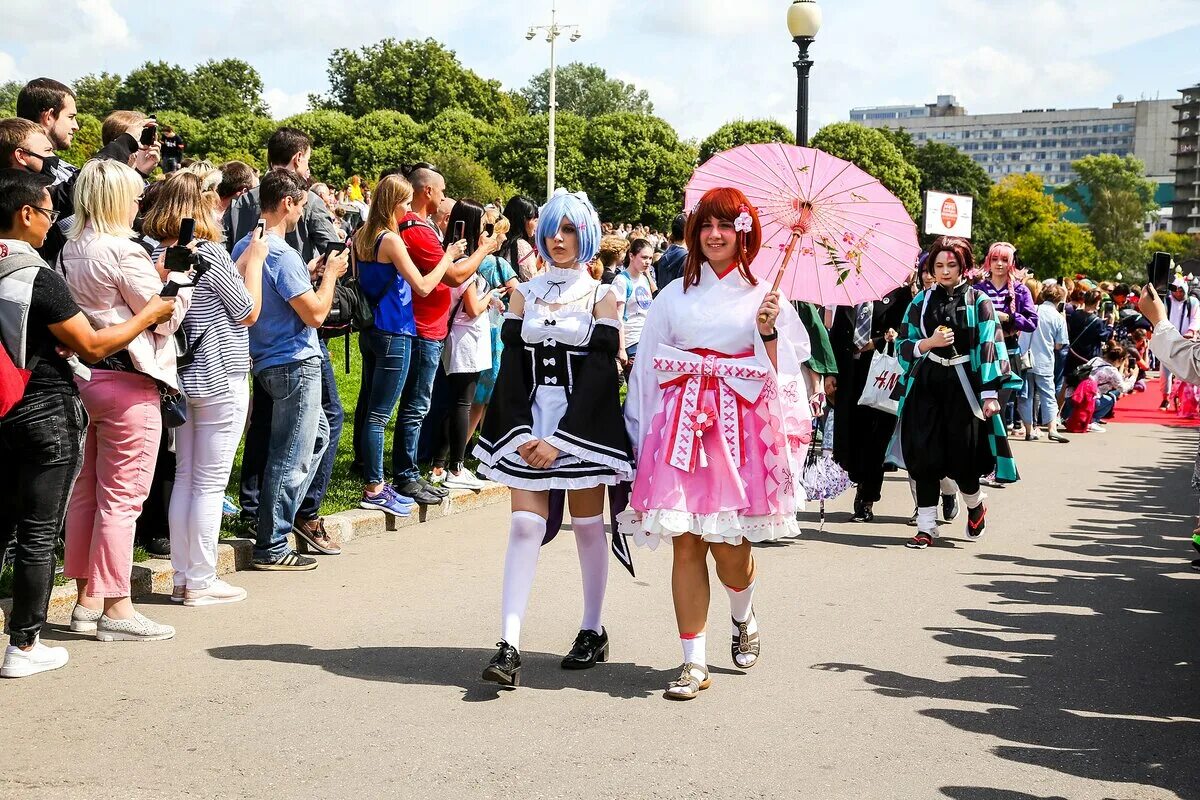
top-left (10, 0), bottom-right (134, 78)
top-left (263, 88), bottom-right (310, 119)
top-left (0, 52), bottom-right (19, 84)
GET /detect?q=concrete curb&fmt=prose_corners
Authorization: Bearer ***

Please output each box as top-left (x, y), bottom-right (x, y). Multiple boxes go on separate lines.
top-left (1, 483), bottom-right (509, 630)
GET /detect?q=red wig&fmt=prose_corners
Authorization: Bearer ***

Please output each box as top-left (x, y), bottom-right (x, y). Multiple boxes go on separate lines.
top-left (924, 235), bottom-right (974, 278)
top-left (682, 187), bottom-right (762, 291)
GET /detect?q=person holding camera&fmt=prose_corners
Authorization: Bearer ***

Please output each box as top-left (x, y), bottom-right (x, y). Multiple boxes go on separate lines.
top-left (230, 168), bottom-right (347, 571)
top-left (142, 172), bottom-right (266, 605)
top-left (0, 169), bottom-right (178, 676)
top-left (59, 159), bottom-right (190, 642)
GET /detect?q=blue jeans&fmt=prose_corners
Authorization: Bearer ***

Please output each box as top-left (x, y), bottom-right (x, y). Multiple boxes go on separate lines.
top-left (392, 336), bottom-right (444, 484)
top-left (361, 329), bottom-right (414, 485)
top-left (255, 357), bottom-right (328, 561)
top-left (241, 341), bottom-right (343, 523)
top-left (1019, 371), bottom-right (1057, 427)
top-left (1095, 391), bottom-right (1118, 420)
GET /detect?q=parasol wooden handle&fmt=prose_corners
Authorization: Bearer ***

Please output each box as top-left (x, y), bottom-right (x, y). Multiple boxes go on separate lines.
top-left (758, 230), bottom-right (802, 325)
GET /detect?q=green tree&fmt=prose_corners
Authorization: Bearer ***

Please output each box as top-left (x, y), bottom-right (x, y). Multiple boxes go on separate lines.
top-left (1058, 154), bottom-right (1157, 273)
top-left (317, 38), bottom-right (514, 123)
top-left (183, 59), bottom-right (268, 119)
top-left (153, 111), bottom-right (204, 160)
top-left (429, 152), bottom-right (504, 203)
top-left (190, 113), bottom-right (275, 169)
top-left (1145, 230), bottom-right (1200, 262)
top-left (809, 122), bottom-right (922, 220)
top-left (0, 80), bottom-right (20, 115)
top-left (58, 113), bottom-right (102, 167)
top-left (877, 126), bottom-right (918, 166)
top-left (1016, 220), bottom-right (1101, 280)
top-left (72, 72), bottom-right (122, 117)
top-left (578, 112), bottom-right (697, 228)
top-left (418, 109), bottom-right (496, 163)
top-left (115, 61), bottom-right (191, 115)
top-left (975, 173), bottom-right (1066, 248)
top-left (697, 119), bottom-right (794, 164)
top-left (282, 109), bottom-right (356, 187)
top-left (487, 112), bottom-right (587, 203)
top-left (520, 62), bottom-right (653, 119)
top-left (343, 110), bottom-right (422, 183)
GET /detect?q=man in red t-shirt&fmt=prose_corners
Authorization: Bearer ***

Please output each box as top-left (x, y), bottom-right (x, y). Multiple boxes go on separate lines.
top-left (385, 163), bottom-right (501, 505)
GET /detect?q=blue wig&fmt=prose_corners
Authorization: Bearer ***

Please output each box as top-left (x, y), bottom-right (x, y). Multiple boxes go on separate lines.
top-left (536, 188), bottom-right (602, 265)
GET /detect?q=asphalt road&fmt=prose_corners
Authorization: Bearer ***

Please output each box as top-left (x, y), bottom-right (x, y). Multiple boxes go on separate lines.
top-left (4, 421), bottom-right (1199, 800)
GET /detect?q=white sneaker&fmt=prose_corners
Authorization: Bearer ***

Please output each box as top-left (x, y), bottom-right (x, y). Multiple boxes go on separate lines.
top-left (428, 469), bottom-right (446, 486)
top-left (1, 637), bottom-right (69, 678)
top-left (96, 612), bottom-right (175, 642)
top-left (69, 604), bottom-right (102, 633)
top-left (1088, 422), bottom-right (1107, 433)
top-left (184, 579), bottom-right (248, 607)
top-left (444, 468), bottom-right (485, 491)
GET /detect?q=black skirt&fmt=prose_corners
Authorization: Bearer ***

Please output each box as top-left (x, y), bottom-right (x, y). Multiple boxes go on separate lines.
top-left (900, 360), bottom-right (994, 483)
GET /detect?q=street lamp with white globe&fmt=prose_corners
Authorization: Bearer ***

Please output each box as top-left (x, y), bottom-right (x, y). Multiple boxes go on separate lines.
top-left (787, 0), bottom-right (822, 147)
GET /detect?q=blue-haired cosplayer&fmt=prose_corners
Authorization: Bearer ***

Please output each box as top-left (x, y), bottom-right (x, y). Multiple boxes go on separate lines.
top-left (473, 189), bottom-right (634, 688)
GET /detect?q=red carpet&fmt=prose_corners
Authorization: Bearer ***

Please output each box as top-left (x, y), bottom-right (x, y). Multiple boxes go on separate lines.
top-left (1107, 375), bottom-right (1200, 428)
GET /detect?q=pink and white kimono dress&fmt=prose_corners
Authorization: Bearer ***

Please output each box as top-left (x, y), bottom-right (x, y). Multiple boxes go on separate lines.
top-left (618, 264), bottom-right (812, 548)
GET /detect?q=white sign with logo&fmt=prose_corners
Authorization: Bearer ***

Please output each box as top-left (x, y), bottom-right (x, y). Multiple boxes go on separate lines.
top-left (923, 190), bottom-right (973, 238)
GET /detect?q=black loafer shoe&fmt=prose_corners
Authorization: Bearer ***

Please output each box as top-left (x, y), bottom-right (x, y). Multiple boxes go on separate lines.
top-left (396, 480), bottom-right (443, 506)
top-left (482, 640), bottom-right (521, 686)
top-left (420, 476), bottom-right (450, 498)
top-left (561, 627), bottom-right (609, 670)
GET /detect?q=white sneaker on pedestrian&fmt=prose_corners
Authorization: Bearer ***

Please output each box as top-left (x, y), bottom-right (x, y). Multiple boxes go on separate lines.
top-left (96, 612), bottom-right (175, 642)
top-left (184, 579), bottom-right (248, 607)
top-left (69, 604), bottom-right (102, 633)
top-left (444, 468), bottom-right (485, 491)
top-left (1, 637), bottom-right (69, 678)
top-left (1088, 422), bottom-right (1107, 433)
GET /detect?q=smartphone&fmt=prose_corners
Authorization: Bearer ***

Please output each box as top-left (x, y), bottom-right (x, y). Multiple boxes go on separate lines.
top-left (1148, 251), bottom-right (1172, 296)
top-left (255, 219), bottom-right (266, 238)
top-left (178, 217), bottom-right (195, 247)
top-left (483, 223), bottom-right (495, 237)
top-left (1101, 299), bottom-right (1115, 317)
top-left (140, 116), bottom-right (157, 147)
top-left (453, 220), bottom-right (466, 241)
top-left (323, 242), bottom-right (348, 258)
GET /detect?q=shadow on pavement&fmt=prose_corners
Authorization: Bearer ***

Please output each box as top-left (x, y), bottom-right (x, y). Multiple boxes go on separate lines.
top-left (207, 643), bottom-right (684, 702)
top-left (940, 789), bottom-right (1068, 800)
top-left (812, 435), bottom-right (1200, 799)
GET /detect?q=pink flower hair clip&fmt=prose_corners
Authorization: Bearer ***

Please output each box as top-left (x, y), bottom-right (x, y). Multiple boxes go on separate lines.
top-left (734, 204), bottom-right (754, 233)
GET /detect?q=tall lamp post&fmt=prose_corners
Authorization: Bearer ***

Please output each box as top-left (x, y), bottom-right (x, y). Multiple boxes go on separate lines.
top-left (787, 0), bottom-right (822, 147)
top-left (527, 2), bottom-right (581, 200)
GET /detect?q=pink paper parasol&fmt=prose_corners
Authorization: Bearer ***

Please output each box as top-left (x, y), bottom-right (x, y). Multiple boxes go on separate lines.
top-left (684, 142), bottom-right (919, 307)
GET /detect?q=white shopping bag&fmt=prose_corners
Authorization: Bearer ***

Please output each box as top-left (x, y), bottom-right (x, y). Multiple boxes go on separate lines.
top-left (857, 344), bottom-right (901, 416)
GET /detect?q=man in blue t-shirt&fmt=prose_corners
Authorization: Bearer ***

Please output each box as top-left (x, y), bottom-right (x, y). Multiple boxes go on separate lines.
top-left (231, 169), bottom-right (347, 570)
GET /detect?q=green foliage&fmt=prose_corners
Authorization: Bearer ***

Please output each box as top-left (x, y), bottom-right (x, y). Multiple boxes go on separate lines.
top-left (1058, 154), bottom-right (1157, 273)
top-left (1145, 230), bottom-right (1200, 262)
top-left (318, 38), bottom-right (514, 123)
top-left (578, 112), bottom-right (697, 228)
top-left (418, 109), bottom-right (496, 163)
top-left (343, 110), bottom-right (422, 183)
top-left (877, 127), bottom-right (918, 166)
top-left (487, 112), bottom-right (587, 202)
top-left (58, 113), bottom-right (102, 168)
top-left (431, 152), bottom-right (504, 203)
top-left (282, 109), bottom-right (356, 188)
top-left (976, 173), bottom-right (1067, 248)
top-left (190, 113), bottom-right (275, 169)
top-left (698, 119), bottom-right (794, 165)
top-left (809, 122), bottom-right (922, 220)
top-left (153, 111), bottom-right (204, 155)
top-left (521, 62), bottom-right (654, 119)
top-left (73, 72), bottom-right (122, 117)
top-left (912, 141), bottom-right (993, 246)
top-left (113, 59), bottom-right (267, 120)
top-left (1016, 220), bottom-right (1101, 280)
top-left (0, 80), bottom-right (20, 114)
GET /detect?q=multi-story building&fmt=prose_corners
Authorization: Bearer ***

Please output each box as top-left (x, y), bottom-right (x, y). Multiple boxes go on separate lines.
top-left (850, 95), bottom-right (1178, 187)
top-left (1171, 83), bottom-right (1200, 234)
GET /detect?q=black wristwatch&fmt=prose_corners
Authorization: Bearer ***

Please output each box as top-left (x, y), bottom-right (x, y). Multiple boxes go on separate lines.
top-left (759, 328), bottom-right (778, 342)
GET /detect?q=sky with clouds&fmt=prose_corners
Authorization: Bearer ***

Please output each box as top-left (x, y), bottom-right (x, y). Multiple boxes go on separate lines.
top-left (3, 0), bottom-right (1198, 141)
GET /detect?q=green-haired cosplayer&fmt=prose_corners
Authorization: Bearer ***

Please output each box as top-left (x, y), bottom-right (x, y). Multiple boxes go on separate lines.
top-left (887, 236), bottom-right (1021, 549)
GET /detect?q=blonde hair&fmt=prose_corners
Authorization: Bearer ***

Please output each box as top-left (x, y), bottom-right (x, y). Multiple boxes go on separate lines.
top-left (68, 159), bottom-right (143, 240)
top-left (353, 174), bottom-right (413, 257)
top-left (140, 172), bottom-right (223, 244)
top-left (175, 160), bottom-right (222, 193)
top-left (101, 110), bottom-right (147, 146)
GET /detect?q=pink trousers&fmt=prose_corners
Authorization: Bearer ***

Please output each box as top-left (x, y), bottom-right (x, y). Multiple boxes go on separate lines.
top-left (64, 370), bottom-right (163, 597)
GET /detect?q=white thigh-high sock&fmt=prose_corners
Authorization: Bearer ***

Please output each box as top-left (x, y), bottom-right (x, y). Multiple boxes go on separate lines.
top-left (962, 489), bottom-right (985, 509)
top-left (681, 632), bottom-right (706, 669)
top-left (916, 506), bottom-right (939, 534)
top-left (500, 511), bottom-right (546, 650)
top-left (572, 514), bottom-right (609, 634)
top-left (725, 579), bottom-right (758, 638)
top-left (940, 478), bottom-right (959, 496)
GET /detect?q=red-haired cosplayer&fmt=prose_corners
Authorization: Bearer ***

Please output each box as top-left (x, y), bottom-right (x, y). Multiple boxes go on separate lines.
top-left (619, 188), bottom-right (812, 700)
